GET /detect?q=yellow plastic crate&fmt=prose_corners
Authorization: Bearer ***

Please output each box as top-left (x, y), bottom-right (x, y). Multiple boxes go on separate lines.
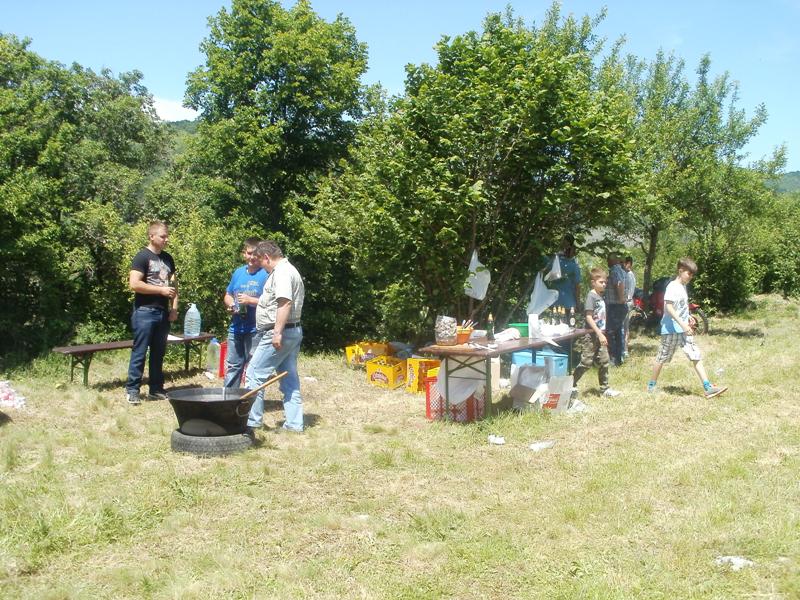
top-left (344, 342), bottom-right (392, 367)
top-left (405, 358), bottom-right (441, 393)
top-left (365, 356), bottom-right (407, 389)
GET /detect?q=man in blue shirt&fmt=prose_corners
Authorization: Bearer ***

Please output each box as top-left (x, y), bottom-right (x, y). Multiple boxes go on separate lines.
top-left (547, 235), bottom-right (581, 311)
top-left (223, 238), bottom-right (268, 387)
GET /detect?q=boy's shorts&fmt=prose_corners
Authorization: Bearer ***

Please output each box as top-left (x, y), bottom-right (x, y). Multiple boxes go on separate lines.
top-left (656, 333), bottom-right (685, 364)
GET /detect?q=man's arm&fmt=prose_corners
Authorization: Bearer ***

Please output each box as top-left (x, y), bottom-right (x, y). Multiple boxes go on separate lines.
top-left (129, 270), bottom-right (175, 299)
top-left (271, 298), bottom-right (291, 349)
top-left (585, 312), bottom-right (607, 346)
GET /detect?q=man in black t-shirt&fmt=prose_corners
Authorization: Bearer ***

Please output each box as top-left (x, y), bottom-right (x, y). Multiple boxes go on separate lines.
top-left (125, 221), bottom-right (178, 405)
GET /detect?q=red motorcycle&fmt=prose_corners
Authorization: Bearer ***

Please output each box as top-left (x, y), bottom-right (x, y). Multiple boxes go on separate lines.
top-left (628, 277), bottom-right (709, 337)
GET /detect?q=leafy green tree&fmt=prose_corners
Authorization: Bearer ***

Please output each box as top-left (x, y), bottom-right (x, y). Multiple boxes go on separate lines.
top-left (184, 0), bottom-right (368, 230)
top-left (305, 5), bottom-right (635, 341)
top-left (619, 51), bottom-right (785, 294)
top-left (0, 34), bottom-right (167, 360)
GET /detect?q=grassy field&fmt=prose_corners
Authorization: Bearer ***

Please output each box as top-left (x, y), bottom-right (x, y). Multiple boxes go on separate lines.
top-left (1, 295), bottom-right (799, 599)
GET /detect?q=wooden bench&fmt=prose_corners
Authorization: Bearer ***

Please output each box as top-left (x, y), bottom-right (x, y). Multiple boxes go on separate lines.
top-left (53, 332), bottom-right (215, 386)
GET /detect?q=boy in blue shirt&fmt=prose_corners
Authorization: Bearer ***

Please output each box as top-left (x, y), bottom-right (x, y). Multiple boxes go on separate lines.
top-left (223, 238), bottom-right (268, 387)
top-left (647, 257), bottom-right (727, 398)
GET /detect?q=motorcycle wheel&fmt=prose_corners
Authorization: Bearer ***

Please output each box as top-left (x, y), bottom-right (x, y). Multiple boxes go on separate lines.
top-left (691, 308), bottom-right (709, 335)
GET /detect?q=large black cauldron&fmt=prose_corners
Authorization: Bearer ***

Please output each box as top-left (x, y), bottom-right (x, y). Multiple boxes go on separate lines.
top-left (168, 387), bottom-right (254, 436)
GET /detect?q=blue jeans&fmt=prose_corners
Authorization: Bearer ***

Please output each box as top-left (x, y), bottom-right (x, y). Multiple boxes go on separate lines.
top-left (245, 327), bottom-right (303, 431)
top-left (126, 306), bottom-right (170, 394)
top-left (224, 330), bottom-right (261, 388)
top-left (606, 303), bottom-right (627, 366)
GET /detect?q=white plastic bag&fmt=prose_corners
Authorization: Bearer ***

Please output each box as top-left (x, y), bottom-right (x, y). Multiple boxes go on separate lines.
top-left (545, 254), bottom-right (562, 281)
top-left (464, 250), bottom-right (490, 300)
top-left (527, 272), bottom-right (559, 315)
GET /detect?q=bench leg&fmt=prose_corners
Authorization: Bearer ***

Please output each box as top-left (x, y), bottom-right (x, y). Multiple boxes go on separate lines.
top-left (69, 354), bottom-right (93, 386)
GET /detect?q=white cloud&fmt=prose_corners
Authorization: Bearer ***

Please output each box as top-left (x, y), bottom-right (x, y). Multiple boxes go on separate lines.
top-left (153, 97), bottom-right (199, 122)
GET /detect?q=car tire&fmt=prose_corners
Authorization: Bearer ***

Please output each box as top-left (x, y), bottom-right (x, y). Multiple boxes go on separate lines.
top-left (170, 429), bottom-right (254, 456)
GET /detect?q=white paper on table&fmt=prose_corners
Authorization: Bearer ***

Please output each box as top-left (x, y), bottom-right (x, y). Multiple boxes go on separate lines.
top-left (167, 334), bottom-right (182, 341)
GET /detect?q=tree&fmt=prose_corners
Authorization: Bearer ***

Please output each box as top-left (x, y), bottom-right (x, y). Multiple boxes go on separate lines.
top-left (0, 34), bottom-right (167, 360)
top-left (184, 0), bottom-right (368, 230)
top-left (619, 51), bottom-right (785, 294)
top-left (305, 5), bottom-right (635, 341)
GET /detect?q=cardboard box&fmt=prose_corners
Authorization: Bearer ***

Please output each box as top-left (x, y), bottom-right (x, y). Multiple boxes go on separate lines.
top-left (405, 358), bottom-right (441, 393)
top-left (366, 356), bottom-right (407, 389)
top-left (345, 342), bottom-right (392, 367)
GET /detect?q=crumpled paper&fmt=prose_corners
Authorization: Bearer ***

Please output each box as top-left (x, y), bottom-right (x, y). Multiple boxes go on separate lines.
top-left (0, 381), bottom-right (26, 409)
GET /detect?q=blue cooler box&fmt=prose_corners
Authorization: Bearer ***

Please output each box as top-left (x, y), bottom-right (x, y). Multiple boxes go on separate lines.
top-left (511, 350), bottom-right (534, 365)
top-left (535, 349), bottom-right (569, 376)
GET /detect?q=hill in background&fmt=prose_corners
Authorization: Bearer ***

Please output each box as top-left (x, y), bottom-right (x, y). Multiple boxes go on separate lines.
top-left (770, 171), bottom-right (800, 193)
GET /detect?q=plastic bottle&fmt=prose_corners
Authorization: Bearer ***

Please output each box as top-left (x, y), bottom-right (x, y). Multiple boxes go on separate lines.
top-left (236, 293), bottom-right (248, 316)
top-left (569, 307), bottom-right (576, 328)
top-left (486, 313), bottom-right (495, 341)
top-left (206, 337), bottom-right (221, 372)
top-left (184, 303), bottom-right (202, 337)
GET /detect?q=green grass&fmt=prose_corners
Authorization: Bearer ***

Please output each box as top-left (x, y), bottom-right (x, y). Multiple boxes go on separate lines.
top-left (1, 295), bottom-right (799, 598)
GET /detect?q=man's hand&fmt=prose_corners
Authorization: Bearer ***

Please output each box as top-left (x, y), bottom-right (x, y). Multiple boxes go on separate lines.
top-left (598, 332), bottom-right (608, 346)
top-left (168, 308), bottom-right (178, 322)
top-left (272, 332), bottom-right (282, 350)
top-left (162, 286), bottom-right (176, 299)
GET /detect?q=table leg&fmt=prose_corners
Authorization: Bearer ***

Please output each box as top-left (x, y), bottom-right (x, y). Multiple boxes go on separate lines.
top-left (82, 354), bottom-right (92, 386)
top-left (70, 354), bottom-right (92, 386)
top-left (444, 357), bottom-right (451, 421)
top-left (484, 357), bottom-right (492, 418)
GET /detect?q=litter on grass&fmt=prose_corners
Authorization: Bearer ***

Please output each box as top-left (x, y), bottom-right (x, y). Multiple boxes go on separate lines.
top-left (529, 440), bottom-right (556, 452)
top-left (0, 381), bottom-right (26, 409)
top-left (714, 556), bottom-right (754, 571)
top-left (487, 434), bottom-right (506, 445)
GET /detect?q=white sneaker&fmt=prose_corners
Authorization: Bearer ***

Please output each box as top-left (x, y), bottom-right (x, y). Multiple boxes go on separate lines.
top-left (602, 388), bottom-right (621, 397)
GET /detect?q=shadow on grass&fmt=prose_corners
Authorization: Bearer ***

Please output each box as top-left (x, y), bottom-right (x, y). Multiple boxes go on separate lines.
top-left (709, 325), bottom-right (766, 339)
top-left (661, 385), bottom-right (697, 396)
top-left (90, 367), bottom-right (207, 392)
top-left (0, 410), bottom-right (11, 427)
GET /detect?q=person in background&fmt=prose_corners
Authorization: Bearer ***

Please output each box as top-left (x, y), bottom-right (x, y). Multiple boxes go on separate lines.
top-left (572, 267), bottom-right (621, 398)
top-left (622, 256), bottom-right (636, 358)
top-left (125, 221), bottom-right (178, 405)
top-left (223, 237), bottom-right (267, 388)
top-left (547, 234), bottom-right (581, 312)
top-left (647, 257), bottom-right (727, 398)
top-left (245, 241), bottom-right (306, 435)
top-left (605, 253), bottom-right (627, 366)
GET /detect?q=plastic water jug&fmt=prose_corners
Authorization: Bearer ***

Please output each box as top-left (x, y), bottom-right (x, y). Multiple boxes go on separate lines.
top-left (184, 303), bottom-right (202, 337)
top-left (206, 337), bottom-right (221, 373)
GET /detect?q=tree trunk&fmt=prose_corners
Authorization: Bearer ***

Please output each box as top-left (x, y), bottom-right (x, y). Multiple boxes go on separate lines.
top-left (643, 226), bottom-right (658, 295)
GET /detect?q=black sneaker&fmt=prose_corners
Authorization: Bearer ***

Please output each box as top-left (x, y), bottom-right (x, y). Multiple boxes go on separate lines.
top-left (126, 391), bottom-right (141, 405)
top-left (148, 390), bottom-right (168, 400)
top-left (243, 427), bottom-right (256, 441)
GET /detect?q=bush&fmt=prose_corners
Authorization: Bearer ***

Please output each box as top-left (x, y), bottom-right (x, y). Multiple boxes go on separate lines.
top-left (690, 237), bottom-right (760, 312)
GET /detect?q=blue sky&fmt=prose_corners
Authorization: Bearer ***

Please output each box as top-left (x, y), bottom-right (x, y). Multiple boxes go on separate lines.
top-left (3, 0), bottom-right (798, 170)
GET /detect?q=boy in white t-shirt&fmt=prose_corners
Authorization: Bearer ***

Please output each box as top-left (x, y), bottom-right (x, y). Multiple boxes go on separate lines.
top-left (647, 257), bottom-right (727, 398)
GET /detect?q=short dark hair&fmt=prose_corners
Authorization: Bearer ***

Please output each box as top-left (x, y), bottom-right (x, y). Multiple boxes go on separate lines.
top-left (677, 257), bottom-right (698, 275)
top-left (255, 240), bottom-right (284, 259)
top-left (624, 256), bottom-right (633, 264)
top-left (243, 237), bottom-right (262, 250)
